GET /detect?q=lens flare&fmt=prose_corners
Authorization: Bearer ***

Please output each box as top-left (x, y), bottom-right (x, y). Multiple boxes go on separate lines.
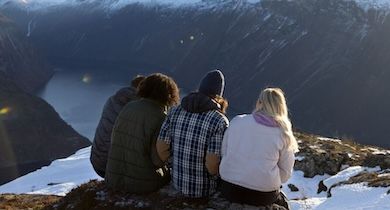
top-left (0, 120), bottom-right (18, 180)
top-left (189, 36), bottom-right (195, 40)
top-left (82, 74), bottom-right (92, 84)
top-left (0, 107), bottom-right (11, 115)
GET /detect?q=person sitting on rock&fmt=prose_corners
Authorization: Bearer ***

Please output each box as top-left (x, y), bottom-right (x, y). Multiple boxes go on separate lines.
top-left (105, 73), bottom-right (180, 193)
top-left (219, 88), bottom-right (298, 209)
top-left (156, 70), bottom-right (229, 198)
top-left (90, 75), bottom-right (145, 178)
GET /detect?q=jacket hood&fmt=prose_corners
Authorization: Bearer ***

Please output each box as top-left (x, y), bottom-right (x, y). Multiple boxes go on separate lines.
top-left (181, 92), bottom-right (221, 113)
top-left (112, 87), bottom-right (137, 106)
top-left (252, 112), bottom-right (279, 127)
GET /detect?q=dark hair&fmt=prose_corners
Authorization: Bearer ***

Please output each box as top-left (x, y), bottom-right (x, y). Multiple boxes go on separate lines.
top-left (213, 95), bottom-right (228, 114)
top-left (131, 75), bottom-right (146, 88)
top-left (137, 73), bottom-right (180, 107)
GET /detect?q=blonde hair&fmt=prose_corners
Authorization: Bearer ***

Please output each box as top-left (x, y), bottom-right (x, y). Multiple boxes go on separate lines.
top-left (254, 88), bottom-right (299, 152)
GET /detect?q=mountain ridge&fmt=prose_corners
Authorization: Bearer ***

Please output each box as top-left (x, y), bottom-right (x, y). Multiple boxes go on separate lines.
top-left (3, 0), bottom-right (390, 12)
top-left (2, 0), bottom-right (390, 148)
top-left (0, 12), bottom-right (52, 92)
top-left (0, 13), bottom-right (91, 185)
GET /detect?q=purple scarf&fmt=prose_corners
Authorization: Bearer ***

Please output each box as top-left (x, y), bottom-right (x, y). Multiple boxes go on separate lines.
top-left (252, 112), bottom-right (279, 127)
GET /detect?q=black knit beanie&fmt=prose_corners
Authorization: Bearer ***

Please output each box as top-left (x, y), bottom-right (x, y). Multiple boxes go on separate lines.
top-left (198, 70), bottom-right (225, 97)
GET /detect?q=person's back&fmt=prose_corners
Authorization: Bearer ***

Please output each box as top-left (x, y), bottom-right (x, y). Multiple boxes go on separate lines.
top-left (219, 88), bottom-right (298, 209)
top-left (105, 99), bottom-right (168, 193)
top-left (90, 87), bottom-right (136, 177)
top-left (164, 94), bottom-right (228, 197)
top-left (220, 114), bottom-right (288, 191)
top-left (90, 75), bottom-right (145, 178)
top-left (105, 73), bottom-right (179, 194)
top-left (157, 70), bottom-right (229, 198)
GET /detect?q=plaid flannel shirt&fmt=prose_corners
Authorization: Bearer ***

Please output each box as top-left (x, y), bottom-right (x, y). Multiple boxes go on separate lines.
top-left (158, 106), bottom-right (229, 197)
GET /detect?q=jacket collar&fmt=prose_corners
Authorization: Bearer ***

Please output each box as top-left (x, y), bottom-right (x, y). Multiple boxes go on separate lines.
top-left (252, 112), bottom-right (279, 127)
top-left (181, 92), bottom-right (220, 113)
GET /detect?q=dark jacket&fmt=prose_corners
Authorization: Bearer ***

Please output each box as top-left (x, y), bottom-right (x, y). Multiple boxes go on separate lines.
top-left (105, 98), bottom-right (169, 193)
top-left (90, 87), bottom-right (138, 177)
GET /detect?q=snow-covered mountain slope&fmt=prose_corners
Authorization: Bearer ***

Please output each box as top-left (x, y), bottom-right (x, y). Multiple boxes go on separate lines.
top-left (1, 0), bottom-right (260, 11)
top-left (0, 135), bottom-right (389, 210)
top-left (3, 0), bottom-right (390, 12)
top-left (353, 0), bottom-right (390, 11)
top-left (0, 13), bottom-right (52, 92)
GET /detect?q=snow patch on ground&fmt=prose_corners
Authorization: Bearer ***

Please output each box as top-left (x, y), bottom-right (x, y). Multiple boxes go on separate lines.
top-left (283, 171), bottom-right (329, 200)
top-left (0, 147), bottom-right (389, 210)
top-left (370, 148), bottom-right (390, 155)
top-left (359, 147), bottom-right (390, 156)
top-left (314, 183), bottom-right (390, 210)
top-left (323, 166), bottom-right (381, 188)
top-left (0, 147), bottom-right (102, 196)
top-left (292, 183), bottom-right (390, 210)
top-left (317, 137), bottom-right (342, 143)
top-left (290, 197), bottom-right (327, 210)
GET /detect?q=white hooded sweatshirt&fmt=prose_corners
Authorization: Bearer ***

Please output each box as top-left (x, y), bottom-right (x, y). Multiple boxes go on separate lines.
top-left (219, 114), bottom-right (295, 192)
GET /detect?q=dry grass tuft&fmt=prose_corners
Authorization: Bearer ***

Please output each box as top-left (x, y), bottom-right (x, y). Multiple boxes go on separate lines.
top-left (0, 194), bottom-right (60, 210)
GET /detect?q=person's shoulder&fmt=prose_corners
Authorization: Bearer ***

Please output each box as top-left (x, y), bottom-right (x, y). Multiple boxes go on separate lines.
top-left (208, 110), bottom-right (229, 126)
top-left (123, 99), bottom-right (154, 112)
top-left (167, 105), bottom-right (182, 116)
top-left (232, 114), bottom-right (250, 120)
top-left (230, 114), bottom-right (251, 124)
top-left (134, 99), bottom-right (168, 119)
top-left (170, 105), bottom-right (181, 112)
top-left (114, 87), bottom-right (135, 98)
top-left (118, 99), bottom-right (139, 114)
top-left (111, 87), bottom-right (137, 105)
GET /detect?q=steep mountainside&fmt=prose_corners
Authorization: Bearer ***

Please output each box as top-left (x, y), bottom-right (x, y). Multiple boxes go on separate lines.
top-left (1, 0), bottom-right (390, 147)
top-left (0, 14), bottom-right (91, 185)
top-left (0, 74), bottom-right (91, 185)
top-left (0, 13), bottom-right (51, 92)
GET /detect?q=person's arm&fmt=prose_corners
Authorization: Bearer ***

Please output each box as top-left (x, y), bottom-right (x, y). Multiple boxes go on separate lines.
top-left (156, 115), bottom-right (172, 163)
top-left (205, 154), bottom-right (220, 175)
top-left (221, 127), bottom-right (229, 158)
top-left (206, 119), bottom-right (228, 175)
top-left (156, 140), bottom-right (170, 163)
top-left (278, 141), bottom-right (295, 183)
top-left (151, 135), bottom-right (165, 167)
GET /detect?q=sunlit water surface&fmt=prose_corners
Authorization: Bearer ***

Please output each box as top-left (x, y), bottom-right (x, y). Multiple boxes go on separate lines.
top-left (38, 68), bottom-right (132, 140)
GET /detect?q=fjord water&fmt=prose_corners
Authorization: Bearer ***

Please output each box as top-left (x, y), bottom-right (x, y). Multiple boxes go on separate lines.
top-left (38, 68), bottom-right (131, 140)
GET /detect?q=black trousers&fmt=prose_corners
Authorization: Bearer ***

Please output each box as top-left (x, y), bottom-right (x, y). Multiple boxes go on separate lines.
top-left (220, 180), bottom-right (290, 209)
top-left (94, 168), bottom-right (105, 178)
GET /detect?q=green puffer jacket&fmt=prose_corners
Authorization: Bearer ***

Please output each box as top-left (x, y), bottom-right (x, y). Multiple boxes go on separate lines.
top-left (105, 98), bottom-right (170, 193)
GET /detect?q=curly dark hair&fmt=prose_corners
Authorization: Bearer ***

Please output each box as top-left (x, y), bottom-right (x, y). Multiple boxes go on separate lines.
top-left (137, 73), bottom-right (180, 107)
top-left (131, 75), bottom-right (146, 88)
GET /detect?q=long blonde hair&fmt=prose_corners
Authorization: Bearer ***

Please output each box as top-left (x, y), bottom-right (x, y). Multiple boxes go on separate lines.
top-left (254, 88), bottom-right (299, 152)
